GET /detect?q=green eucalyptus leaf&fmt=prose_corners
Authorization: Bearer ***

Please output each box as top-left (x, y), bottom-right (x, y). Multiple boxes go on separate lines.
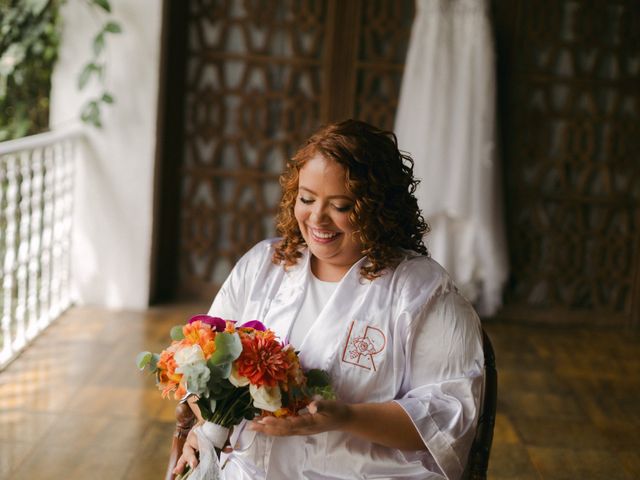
top-left (149, 353), bottom-right (160, 372)
top-left (93, 32), bottom-right (105, 55)
top-left (78, 62), bottom-right (99, 89)
top-left (208, 332), bottom-right (242, 365)
top-left (80, 100), bottom-right (101, 127)
top-left (91, 0), bottom-right (112, 13)
top-left (136, 351), bottom-right (152, 370)
top-left (101, 92), bottom-right (114, 103)
top-left (104, 21), bottom-right (122, 34)
top-left (170, 325), bottom-right (185, 341)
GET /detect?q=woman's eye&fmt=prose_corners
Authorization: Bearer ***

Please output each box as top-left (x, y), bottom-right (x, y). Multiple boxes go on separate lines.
top-left (299, 197), bottom-right (314, 205)
top-left (334, 204), bottom-right (353, 213)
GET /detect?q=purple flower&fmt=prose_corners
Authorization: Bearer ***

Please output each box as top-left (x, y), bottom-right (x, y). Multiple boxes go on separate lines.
top-left (238, 320), bottom-right (266, 331)
top-left (188, 314), bottom-right (226, 332)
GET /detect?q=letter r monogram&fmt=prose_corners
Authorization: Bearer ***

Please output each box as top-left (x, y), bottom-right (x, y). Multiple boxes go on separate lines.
top-left (341, 321), bottom-right (387, 371)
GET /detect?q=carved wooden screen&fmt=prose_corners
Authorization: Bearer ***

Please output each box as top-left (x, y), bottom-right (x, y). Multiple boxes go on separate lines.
top-left (159, 0), bottom-right (414, 301)
top-left (494, 0), bottom-right (640, 325)
top-left (354, 0), bottom-right (414, 131)
top-left (176, 0), bottom-right (328, 299)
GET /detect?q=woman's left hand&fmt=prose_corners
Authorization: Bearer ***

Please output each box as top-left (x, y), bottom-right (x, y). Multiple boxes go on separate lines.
top-left (248, 400), bottom-right (351, 437)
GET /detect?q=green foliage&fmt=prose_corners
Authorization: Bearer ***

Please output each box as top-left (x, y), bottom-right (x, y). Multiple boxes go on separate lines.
top-left (136, 351), bottom-right (152, 370)
top-left (0, 0), bottom-right (63, 140)
top-left (136, 350), bottom-right (159, 372)
top-left (78, 0), bottom-right (122, 127)
top-left (304, 369), bottom-right (336, 400)
top-left (0, 0), bottom-right (122, 140)
top-left (170, 325), bottom-right (185, 341)
top-left (208, 332), bottom-right (243, 365)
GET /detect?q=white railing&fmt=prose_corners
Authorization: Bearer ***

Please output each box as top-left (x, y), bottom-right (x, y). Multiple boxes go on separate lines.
top-left (0, 126), bottom-right (82, 369)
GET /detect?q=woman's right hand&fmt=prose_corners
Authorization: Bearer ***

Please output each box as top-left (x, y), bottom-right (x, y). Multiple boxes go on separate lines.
top-left (173, 428), bottom-right (200, 475)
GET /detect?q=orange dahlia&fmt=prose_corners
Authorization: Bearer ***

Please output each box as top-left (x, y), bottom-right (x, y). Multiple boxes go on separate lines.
top-left (236, 331), bottom-right (290, 387)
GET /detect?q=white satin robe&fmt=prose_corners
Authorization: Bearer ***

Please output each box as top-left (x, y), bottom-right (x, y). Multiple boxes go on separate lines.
top-left (208, 239), bottom-right (484, 480)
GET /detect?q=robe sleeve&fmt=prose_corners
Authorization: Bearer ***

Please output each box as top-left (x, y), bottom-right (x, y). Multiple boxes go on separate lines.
top-left (393, 289), bottom-right (484, 480)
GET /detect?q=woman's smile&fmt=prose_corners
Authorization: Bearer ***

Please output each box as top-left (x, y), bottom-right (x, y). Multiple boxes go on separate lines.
top-left (308, 227), bottom-right (341, 243)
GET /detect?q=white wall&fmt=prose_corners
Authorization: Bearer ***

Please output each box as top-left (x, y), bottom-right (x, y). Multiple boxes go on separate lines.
top-left (50, 0), bottom-right (163, 309)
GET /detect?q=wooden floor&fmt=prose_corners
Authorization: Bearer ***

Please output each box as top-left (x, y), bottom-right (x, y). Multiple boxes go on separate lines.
top-left (1, 305), bottom-right (639, 479)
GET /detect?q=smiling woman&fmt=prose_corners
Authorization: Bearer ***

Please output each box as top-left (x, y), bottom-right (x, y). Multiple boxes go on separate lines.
top-left (174, 119), bottom-right (485, 480)
top-left (294, 155), bottom-right (363, 281)
top-left (274, 120), bottom-right (429, 281)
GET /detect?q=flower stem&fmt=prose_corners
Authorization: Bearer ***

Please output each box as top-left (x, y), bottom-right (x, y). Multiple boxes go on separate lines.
top-left (216, 387), bottom-right (251, 427)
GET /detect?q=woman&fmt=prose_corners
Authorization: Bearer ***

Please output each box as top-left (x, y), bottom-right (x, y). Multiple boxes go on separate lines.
top-left (175, 119), bottom-right (484, 479)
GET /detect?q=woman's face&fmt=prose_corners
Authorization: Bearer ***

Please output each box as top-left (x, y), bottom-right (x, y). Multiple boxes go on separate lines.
top-left (294, 154), bottom-right (364, 281)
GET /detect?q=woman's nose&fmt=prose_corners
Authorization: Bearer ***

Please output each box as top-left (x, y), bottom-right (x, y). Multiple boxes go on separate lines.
top-left (310, 203), bottom-right (328, 222)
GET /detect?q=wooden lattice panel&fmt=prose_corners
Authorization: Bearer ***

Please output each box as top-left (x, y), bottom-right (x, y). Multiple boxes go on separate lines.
top-left (500, 0), bottom-right (640, 318)
top-left (179, 0), bottom-right (327, 296)
top-left (354, 0), bottom-right (414, 131)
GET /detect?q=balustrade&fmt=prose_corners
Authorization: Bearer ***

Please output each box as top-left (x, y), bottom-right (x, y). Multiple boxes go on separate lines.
top-left (0, 127), bottom-right (81, 369)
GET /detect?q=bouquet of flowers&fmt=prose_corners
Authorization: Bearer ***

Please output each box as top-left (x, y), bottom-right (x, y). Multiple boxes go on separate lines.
top-left (136, 314), bottom-right (334, 479)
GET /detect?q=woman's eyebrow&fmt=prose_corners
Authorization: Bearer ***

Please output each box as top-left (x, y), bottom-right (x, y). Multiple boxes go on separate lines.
top-left (298, 186), bottom-right (353, 200)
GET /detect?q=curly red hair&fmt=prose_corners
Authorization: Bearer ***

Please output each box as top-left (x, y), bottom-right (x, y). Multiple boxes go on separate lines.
top-left (272, 119), bottom-right (429, 279)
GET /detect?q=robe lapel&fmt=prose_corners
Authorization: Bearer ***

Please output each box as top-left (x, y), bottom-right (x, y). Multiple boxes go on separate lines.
top-left (260, 250), bottom-right (311, 342)
top-left (297, 256), bottom-right (371, 371)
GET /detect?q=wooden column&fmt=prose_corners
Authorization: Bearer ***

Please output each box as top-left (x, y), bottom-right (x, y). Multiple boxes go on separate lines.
top-left (321, 0), bottom-right (362, 123)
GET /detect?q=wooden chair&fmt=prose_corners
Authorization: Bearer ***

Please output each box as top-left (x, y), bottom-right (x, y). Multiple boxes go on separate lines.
top-left (462, 329), bottom-right (498, 480)
top-left (165, 402), bottom-right (196, 480)
top-left (165, 329), bottom-right (498, 480)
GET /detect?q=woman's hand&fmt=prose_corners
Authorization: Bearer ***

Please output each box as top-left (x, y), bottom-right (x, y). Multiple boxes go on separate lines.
top-left (173, 428), bottom-right (200, 475)
top-left (173, 425), bottom-right (236, 476)
top-left (250, 400), bottom-right (425, 451)
top-left (248, 400), bottom-right (351, 437)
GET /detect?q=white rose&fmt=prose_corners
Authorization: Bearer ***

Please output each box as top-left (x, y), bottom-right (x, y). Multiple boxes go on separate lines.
top-left (228, 365), bottom-right (250, 387)
top-left (250, 384), bottom-right (282, 412)
top-left (174, 344), bottom-right (205, 371)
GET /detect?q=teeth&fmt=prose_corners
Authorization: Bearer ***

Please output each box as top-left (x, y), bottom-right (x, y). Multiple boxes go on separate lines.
top-left (311, 229), bottom-right (338, 239)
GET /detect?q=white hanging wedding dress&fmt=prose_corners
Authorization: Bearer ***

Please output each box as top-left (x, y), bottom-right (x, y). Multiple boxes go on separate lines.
top-left (395, 0), bottom-right (508, 316)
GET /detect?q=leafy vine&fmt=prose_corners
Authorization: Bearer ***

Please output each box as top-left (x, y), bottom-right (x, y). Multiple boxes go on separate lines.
top-left (0, 0), bottom-right (122, 140)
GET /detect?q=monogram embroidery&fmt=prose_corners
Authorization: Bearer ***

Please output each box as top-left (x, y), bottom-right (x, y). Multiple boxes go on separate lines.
top-left (341, 320), bottom-right (387, 371)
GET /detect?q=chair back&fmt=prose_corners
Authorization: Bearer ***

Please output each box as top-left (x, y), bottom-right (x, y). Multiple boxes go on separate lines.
top-left (166, 402), bottom-right (196, 480)
top-left (462, 328), bottom-right (498, 480)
